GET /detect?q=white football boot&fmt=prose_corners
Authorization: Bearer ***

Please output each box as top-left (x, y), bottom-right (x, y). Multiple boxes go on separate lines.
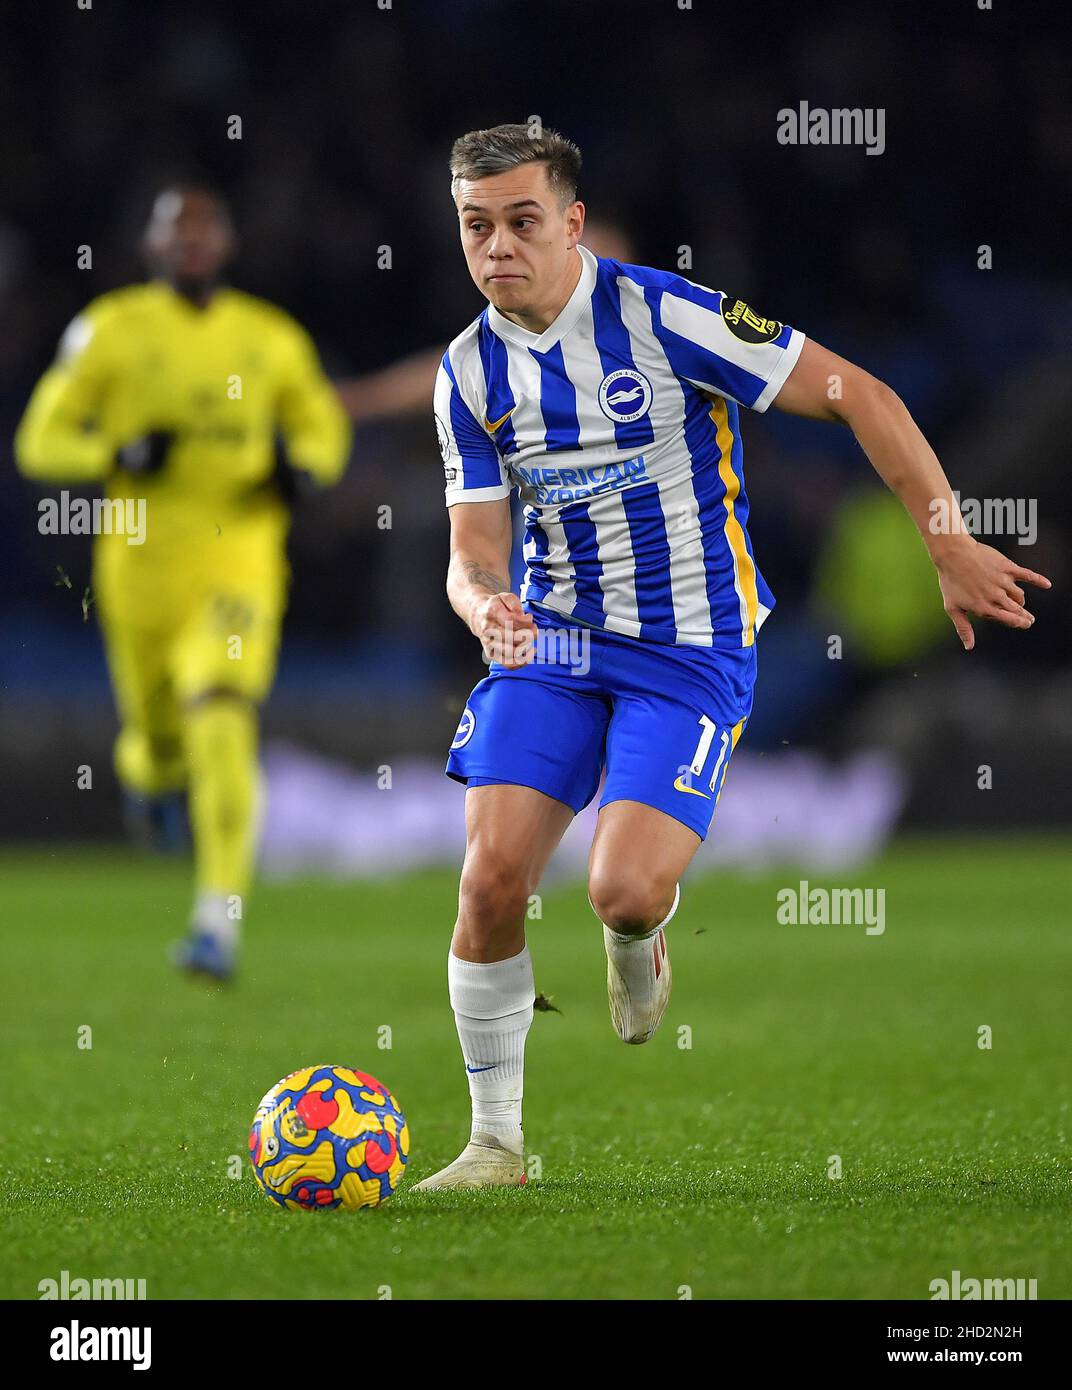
top-left (603, 885), bottom-right (679, 1044)
top-left (411, 1132), bottom-right (526, 1192)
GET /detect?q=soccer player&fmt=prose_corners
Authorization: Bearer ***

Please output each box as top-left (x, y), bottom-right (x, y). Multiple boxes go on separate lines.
top-left (414, 124), bottom-right (1052, 1190)
top-left (15, 184), bottom-right (351, 980)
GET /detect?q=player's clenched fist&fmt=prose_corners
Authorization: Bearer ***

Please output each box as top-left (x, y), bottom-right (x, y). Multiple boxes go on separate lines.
top-left (115, 430), bottom-right (175, 475)
top-left (469, 591), bottom-right (537, 668)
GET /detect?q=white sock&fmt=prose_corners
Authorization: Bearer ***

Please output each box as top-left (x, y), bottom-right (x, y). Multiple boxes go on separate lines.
top-left (192, 891), bottom-right (239, 948)
top-left (448, 945), bottom-right (534, 1155)
top-left (602, 883), bottom-right (681, 946)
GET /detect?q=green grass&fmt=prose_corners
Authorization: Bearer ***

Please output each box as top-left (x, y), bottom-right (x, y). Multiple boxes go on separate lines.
top-left (2, 838), bottom-right (1070, 1300)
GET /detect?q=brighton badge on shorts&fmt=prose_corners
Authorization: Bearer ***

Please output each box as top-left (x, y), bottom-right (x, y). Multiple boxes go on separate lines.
top-left (451, 706), bottom-right (476, 750)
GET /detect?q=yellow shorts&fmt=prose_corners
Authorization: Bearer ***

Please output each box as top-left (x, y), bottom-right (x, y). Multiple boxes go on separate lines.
top-left (99, 572), bottom-right (285, 795)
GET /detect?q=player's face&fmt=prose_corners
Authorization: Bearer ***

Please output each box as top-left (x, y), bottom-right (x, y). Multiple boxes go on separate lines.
top-left (455, 164), bottom-right (584, 323)
top-left (144, 189), bottom-right (234, 293)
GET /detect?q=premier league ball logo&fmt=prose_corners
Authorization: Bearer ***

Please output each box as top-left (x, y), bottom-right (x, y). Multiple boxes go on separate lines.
top-left (598, 368), bottom-right (653, 424)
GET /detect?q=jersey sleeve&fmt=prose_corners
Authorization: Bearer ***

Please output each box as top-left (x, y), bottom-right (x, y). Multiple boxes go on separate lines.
top-left (14, 307), bottom-right (118, 482)
top-left (655, 281), bottom-right (805, 413)
top-left (434, 353), bottom-right (509, 506)
top-left (274, 319), bottom-right (351, 487)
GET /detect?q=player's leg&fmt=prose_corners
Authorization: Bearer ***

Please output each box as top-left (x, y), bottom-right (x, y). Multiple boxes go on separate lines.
top-left (101, 613), bottom-right (189, 850)
top-left (413, 783), bottom-right (575, 1191)
top-left (589, 642), bottom-right (754, 1042)
top-left (455, 781), bottom-right (574, 962)
top-left (178, 688), bottom-right (261, 972)
top-left (414, 667), bottom-right (607, 1191)
top-left (171, 584), bottom-right (281, 979)
top-left (588, 800), bottom-right (702, 1043)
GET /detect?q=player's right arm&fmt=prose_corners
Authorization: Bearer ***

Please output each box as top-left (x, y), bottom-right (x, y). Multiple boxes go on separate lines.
top-left (447, 499), bottom-right (535, 667)
top-left (15, 308), bottom-right (117, 483)
top-left (436, 349), bottom-right (534, 668)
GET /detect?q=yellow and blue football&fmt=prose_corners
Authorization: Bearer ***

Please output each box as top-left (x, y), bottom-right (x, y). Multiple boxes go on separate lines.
top-left (249, 1065), bottom-right (409, 1211)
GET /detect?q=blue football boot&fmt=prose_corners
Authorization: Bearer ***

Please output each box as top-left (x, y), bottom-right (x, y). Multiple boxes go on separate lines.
top-left (171, 930), bottom-right (235, 983)
top-left (122, 790), bottom-right (190, 855)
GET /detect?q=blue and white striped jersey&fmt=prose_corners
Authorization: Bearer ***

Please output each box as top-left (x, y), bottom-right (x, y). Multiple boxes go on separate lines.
top-left (434, 245), bottom-right (804, 648)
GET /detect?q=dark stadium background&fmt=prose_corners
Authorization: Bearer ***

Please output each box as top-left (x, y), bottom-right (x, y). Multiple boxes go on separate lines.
top-left (1, 0), bottom-right (1069, 848)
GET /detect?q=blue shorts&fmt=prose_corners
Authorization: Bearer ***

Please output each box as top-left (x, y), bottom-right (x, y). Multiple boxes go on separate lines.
top-left (446, 605), bottom-right (756, 840)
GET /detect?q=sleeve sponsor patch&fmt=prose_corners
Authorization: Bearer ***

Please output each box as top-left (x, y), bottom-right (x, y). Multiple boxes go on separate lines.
top-left (434, 414), bottom-right (452, 468)
top-left (720, 297), bottom-right (782, 344)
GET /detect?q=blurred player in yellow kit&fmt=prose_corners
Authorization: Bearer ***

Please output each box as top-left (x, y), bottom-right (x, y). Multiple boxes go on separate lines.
top-left (15, 184), bottom-right (351, 980)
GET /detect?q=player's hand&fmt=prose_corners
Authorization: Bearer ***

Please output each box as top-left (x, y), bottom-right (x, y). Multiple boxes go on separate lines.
top-left (270, 437), bottom-right (323, 508)
top-left (115, 430), bottom-right (175, 475)
top-left (469, 591), bottom-right (537, 668)
top-left (934, 535), bottom-right (1051, 650)
top-left (271, 462), bottom-right (321, 507)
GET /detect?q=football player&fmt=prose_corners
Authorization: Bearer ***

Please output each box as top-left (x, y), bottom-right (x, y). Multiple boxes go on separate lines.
top-left (414, 123), bottom-right (1050, 1189)
top-left (16, 183), bottom-right (351, 981)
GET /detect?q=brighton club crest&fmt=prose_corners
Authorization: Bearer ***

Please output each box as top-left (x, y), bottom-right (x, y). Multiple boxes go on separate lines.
top-left (598, 368), bottom-right (653, 424)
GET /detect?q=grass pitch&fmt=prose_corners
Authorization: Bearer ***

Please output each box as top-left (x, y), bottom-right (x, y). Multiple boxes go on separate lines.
top-left (2, 837), bottom-right (1070, 1301)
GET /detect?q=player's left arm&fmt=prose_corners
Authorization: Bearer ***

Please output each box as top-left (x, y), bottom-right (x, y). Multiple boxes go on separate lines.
top-left (772, 339), bottom-right (1052, 650)
top-left (335, 347), bottom-right (443, 426)
top-left (274, 323), bottom-right (352, 491)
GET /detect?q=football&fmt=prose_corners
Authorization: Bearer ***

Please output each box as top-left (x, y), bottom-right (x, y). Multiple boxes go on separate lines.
top-left (249, 1065), bottom-right (409, 1210)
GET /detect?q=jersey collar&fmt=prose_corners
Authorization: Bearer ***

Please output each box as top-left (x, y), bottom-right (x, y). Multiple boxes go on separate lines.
top-left (486, 244), bottom-right (597, 354)
top-left (156, 279), bottom-right (228, 316)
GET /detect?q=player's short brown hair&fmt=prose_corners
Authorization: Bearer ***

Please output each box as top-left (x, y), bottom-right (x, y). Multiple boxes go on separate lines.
top-left (449, 123), bottom-right (582, 207)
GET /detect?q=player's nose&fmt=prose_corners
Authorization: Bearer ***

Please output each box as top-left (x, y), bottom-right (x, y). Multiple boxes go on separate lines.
top-left (486, 229), bottom-right (516, 260)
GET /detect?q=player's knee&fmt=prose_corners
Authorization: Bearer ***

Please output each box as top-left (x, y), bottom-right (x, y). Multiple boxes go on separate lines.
top-left (458, 858), bottom-right (533, 939)
top-left (588, 867), bottom-right (673, 934)
top-left (184, 692), bottom-right (257, 742)
top-left (115, 727), bottom-right (185, 795)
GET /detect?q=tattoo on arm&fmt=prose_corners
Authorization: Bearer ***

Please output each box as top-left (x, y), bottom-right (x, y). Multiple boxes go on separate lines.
top-left (461, 558), bottom-right (509, 595)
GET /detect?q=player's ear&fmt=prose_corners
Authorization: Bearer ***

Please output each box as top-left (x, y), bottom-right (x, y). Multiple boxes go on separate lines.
top-left (567, 200), bottom-right (585, 249)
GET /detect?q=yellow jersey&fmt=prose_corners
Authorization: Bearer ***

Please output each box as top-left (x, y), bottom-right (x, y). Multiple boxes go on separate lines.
top-left (15, 281), bottom-right (351, 620)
